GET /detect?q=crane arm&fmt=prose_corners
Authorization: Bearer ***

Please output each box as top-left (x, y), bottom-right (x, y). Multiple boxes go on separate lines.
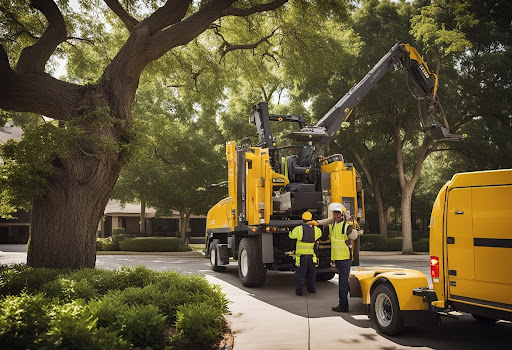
top-left (286, 43), bottom-right (461, 143)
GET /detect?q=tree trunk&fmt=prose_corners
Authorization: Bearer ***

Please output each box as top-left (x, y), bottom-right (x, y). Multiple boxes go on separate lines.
top-left (27, 155), bottom-right (120, 268)
top-left (140, 198), bottom-right (146, 235)
top-left (179, 211), bottom-right (191, 246)
top-left (373, 183), bottom-right (388, 239)
top-left (349, 148), bottom-right (390, 238)
top-left (401, 185), bottom-right (414, 254)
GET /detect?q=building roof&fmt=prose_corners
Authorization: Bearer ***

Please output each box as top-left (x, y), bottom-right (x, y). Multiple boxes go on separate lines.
top-left (104, 200), bottom-right (157, 218)
top-left (103, 200), bottom-right (206, 219)
top-left (0, 122), bottom-right (23, 144)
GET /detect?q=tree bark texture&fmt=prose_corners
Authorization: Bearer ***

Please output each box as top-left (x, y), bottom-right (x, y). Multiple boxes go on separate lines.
top-left (140, 198), bottom-right (146, 235)
top-left (28, 154), bottom-right (120, 268)
top-left (179, 211), bottom-right (191, 246)
top-left (400, 185), bottom-right (414, 254)
top-left (375, 186), bottom-right (388, 239)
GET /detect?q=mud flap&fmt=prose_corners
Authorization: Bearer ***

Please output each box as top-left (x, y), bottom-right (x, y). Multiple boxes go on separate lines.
top-left (349, 275), bottom-right (362, 297)
top-left (217, 243), bottom-right (230, 265)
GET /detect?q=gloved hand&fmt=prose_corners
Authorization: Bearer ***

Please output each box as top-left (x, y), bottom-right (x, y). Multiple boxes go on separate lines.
top-left (307, 220), bottom-right (319, 226)
top-left (358, 230), bottom-right (364, 235)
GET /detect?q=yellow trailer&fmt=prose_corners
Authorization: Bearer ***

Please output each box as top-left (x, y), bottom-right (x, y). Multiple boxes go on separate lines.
top-left (350, 169), bottom-right (512, 335)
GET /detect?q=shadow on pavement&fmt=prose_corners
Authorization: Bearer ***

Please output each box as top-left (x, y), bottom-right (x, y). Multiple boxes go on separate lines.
top-left (208, 263), bottom-right (512, 350)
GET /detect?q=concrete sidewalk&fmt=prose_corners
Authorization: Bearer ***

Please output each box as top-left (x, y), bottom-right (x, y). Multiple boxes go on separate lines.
top-left (207, 274), bottom-right (429, 350)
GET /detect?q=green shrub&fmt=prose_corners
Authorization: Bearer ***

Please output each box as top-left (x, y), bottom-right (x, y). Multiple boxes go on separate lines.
top-left (361, 234), bottom-right (429, 251)
top-left (360, 234), bottom-right (402, 251)
top-left (413, 238), bottom-right (430, 252)
top-left (111, 234), bottom-right (135, 244)
top-left (119, 237), bottom-right (189, 252)
top-left (360, 234), bottom-right (385, 245)
top-left (87, 296), bottom-right (124, 329)
top-left (0, 265), bottom-right (67, 296)
top-left (387, 230), bottom-right (402, 238)
top-left (96, 238), bottom-right (120, 251)
top-left (118, 304), bottom-right (166, 349)
top-left (0, 293), bottom-right (51, 348)
top-left (175, 302), bottom-right (224, 346)
top-left (0, 265), bottom-right (228, 349)
top-left (45, 300), bottom-right (98, 349)
top-left (116, 265), bottom-right (158, 289)
top-left (112, 228), bottom-right (126, 235)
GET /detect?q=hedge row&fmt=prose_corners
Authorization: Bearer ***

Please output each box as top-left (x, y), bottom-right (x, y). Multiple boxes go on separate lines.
top-left (0, 265), bottom-right (229, 349)
top-left (96, 237), bottom-right (191, 252)
top-left (360, 234), bottom-right (429, 252)
top-left (387, 230), bottom-right (429, 241)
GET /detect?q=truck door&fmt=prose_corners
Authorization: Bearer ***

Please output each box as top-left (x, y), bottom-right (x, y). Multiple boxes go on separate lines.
top-left (446, 187), bottom-right (475, 300)
top-left (471, 185), bottom-right (512, 307)
top-left (447, 185), bottom-right (512, 309)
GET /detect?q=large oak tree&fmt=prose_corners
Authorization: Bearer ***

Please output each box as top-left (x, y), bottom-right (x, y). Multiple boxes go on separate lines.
top-left (0, 0), bottom-right (290, 268)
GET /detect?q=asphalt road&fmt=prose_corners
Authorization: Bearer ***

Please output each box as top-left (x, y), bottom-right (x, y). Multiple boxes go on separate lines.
top-left (1, 246), bottom-right (511, 349)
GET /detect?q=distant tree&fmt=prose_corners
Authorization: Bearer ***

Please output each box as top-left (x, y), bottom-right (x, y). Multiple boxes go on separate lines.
top-left (113, 78), bottom-right (227, 244)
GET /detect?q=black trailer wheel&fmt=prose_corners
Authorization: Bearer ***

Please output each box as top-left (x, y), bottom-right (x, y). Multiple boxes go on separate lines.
top-left (370, 283), bottom-right (403, 335)
top-left (209, 241), bottom-right (226, 272)
top-left (316, 272), bottom-right (335, 282)
top-left (238, 237), bottom-right (267, 287)
top-left (471, 313), bottom-right (498, 323)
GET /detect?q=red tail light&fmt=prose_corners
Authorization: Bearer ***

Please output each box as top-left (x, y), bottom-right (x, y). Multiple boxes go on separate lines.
top-left (430, 256), bottom-right (440, 283)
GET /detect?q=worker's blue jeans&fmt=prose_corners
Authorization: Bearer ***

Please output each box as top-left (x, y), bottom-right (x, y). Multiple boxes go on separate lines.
top-left (295, 255), bottom-right (316, 290)
top-left (335, 259), bottom-right (352, 307)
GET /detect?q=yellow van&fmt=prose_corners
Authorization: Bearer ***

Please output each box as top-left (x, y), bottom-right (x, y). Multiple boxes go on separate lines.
top-left (350, 169), bottom-right (512, 335)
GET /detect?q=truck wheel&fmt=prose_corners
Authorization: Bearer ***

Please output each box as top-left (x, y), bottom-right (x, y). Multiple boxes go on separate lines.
top-left (238, 237), bottom-right (267, 287)
top-left (370, 283), bottom-right (403, 335)
top-left (209, 241), bottom-right (226, 272)
top-left (316, 272), bottom-right (335, 282)
top-left (471, 313), bottom-right (497, 323)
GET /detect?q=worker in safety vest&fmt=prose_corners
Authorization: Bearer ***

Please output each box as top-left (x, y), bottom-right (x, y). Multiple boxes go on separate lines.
top-left (289, 211), bottom-right (322, 296)
top-left (329, 204), bottom-right (359, 312)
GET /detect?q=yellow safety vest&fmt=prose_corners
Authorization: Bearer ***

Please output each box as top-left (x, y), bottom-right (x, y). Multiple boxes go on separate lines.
top-left (329, 221), bottom-right (351, 260)
top-left (289, 224), bottom-right (322, 266)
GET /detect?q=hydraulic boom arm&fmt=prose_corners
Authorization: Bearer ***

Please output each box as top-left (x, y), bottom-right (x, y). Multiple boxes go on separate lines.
top-left (287, 43), bottom-right (461, 143)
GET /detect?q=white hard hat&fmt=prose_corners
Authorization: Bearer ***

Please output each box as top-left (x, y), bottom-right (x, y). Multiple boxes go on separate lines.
top-left (328, 202), bottom-right (345, 213)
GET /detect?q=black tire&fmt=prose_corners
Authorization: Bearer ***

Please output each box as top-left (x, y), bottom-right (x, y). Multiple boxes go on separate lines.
top-left (316, 272), bottom-right (336, 282)
top-left (471, 313), bottom-right (498, 323)
top-left (238, 237), bottom-right (267, 287)
top-left (209, 241), bottom-right (226, 272)
top-left (370, 283), bottom-right (403, 335)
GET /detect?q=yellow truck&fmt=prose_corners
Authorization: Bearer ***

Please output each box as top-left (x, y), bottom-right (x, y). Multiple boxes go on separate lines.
top-left (206, 43), bottom-right (460, 287)
top-left (350, 169), bottom-right (512, 335)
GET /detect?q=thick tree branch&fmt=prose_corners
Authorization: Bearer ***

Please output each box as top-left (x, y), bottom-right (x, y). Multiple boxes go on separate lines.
top-left (145, 0), bottom-right (236, 64)
top-left (220, 28), bottom-right (278, 60)
top-left (222, 0), bottom-right (288, 17)
top-left (1, 45), bottom-right (83, 120)
top-left (103, 0), bottom-right (139, 32)
top-left (138, 0), bottom-right (191, 36)
top-left (16, 0), bottom-right (67, 73)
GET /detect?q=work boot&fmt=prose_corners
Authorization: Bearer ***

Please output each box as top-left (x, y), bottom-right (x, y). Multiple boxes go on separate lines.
top-left (307, 288), bottom-right (316, 293)
top-left (332, 305), bottom-right (349, 312)
top-left (295, 289), bottom-right (303, 296)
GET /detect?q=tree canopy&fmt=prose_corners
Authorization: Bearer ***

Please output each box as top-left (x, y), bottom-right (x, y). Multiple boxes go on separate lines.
top-left (0, 0), bottom-right (510, 265)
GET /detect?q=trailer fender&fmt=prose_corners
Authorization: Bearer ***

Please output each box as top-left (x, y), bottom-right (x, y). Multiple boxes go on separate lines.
top-left (352, 269), bottom-right (429, 311)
